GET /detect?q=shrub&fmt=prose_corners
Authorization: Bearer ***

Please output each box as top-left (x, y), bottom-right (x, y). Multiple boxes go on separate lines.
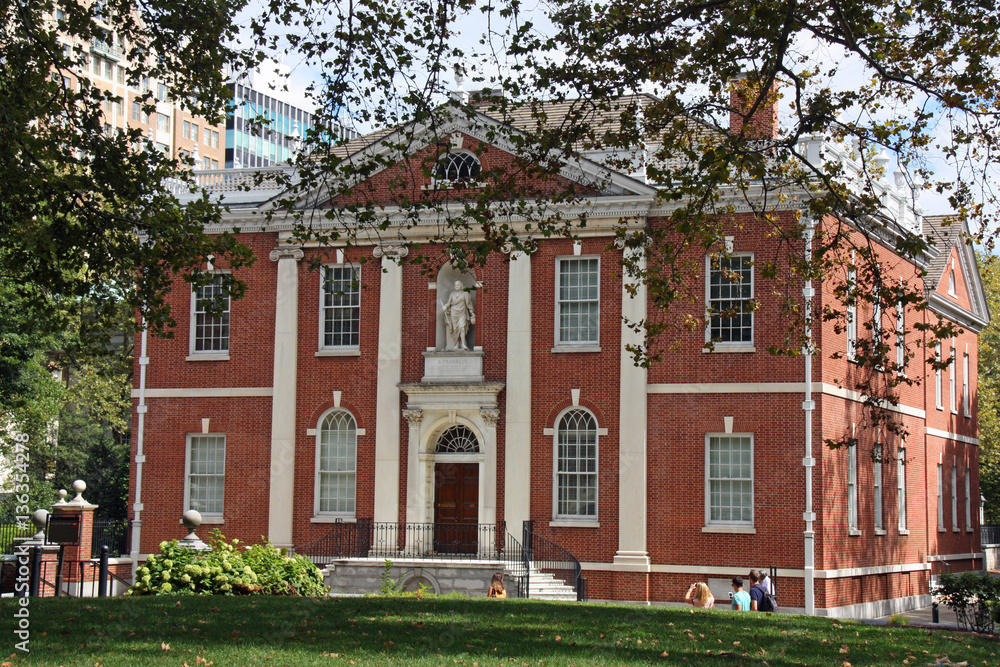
top-left (934, 571), bottom-right (1000, 633)
top-left (128, 532), bottom-right (328, 597)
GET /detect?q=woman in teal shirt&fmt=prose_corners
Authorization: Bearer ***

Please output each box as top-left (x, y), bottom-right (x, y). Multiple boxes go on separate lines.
top-left (730, 576), bottom-right (751, 611)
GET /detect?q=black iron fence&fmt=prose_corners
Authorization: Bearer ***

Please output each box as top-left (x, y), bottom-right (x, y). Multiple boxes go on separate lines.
top-left (92, 517), bottom-right (130, 558)
top-left (1, 545), bottom-right (128, 597)
top-left (292, 520), bottom-right (510, 565)
top-left (1, 517), bottom-right (129, 558)
top-left (0, 521), bottom-right (32, 555)
top-left (983, 524), bottom-right (1000, 545)
top-left (522, 520), bottom-right (585, 601)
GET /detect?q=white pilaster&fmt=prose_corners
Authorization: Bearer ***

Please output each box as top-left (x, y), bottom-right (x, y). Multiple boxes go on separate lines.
top-left (614, 248), bottom-right (650, 567)
top-left (267, 246), bottom-right (303, 548)
top-left (373, 245), bottom-right (407, 524)
top-left (480, 408), bottom-right (500, 526)
top-left (403, 409), bottom-right (424, 524)
top-left (504, 250), bottom-right (532, 532)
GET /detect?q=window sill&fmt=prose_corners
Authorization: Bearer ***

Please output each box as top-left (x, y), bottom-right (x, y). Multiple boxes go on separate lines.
top-left (549, 520), bottom-right (600, 528)
top-left (939, 528), bottom-right (947, 533)
top-left (701, 525), bottom-right (755, 534)
top-left (186, 354), bottom-right (230, 362)
top-left (936, 405), bottom-right (944, 411)
top-left (874, 528), bottom-right (887, 536)
top-left (953, 528), bottom-right (961, 533)
top-left (849, 528), bottom-right (862, 537)
top-left (315, 349), bottom-right (361, 357)
top-left (180, 516), bottom-right (223, 524)
top-left (551, 345), bottom-right (602, 354)
top-left (311, 516), bottom-right (357, 523)
top-left (898, 528), bottom-right (910, 535)
top-left (702, 346), bottom-right (755, 354)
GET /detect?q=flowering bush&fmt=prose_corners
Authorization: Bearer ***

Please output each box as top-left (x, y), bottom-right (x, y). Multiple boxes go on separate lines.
top-left (128, 532), bottom-right (328, 597)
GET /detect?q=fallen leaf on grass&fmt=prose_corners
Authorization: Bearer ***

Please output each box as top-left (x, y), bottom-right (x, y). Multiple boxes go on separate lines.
top-left (660, 652), bottom-right (669, 658)
top-left (161, 643), bottom-right (171, 651)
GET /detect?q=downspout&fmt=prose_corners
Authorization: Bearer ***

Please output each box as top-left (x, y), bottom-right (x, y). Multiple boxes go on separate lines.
top-left (129, 324), bottom-right (148, 579)
top-left (802, 215), bottom-right (817, 615)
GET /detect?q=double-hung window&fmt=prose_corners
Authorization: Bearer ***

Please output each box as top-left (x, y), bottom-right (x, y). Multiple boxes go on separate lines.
top-left (186, 435), bottom-right (225, 520)
top-left (706, 254), bottom-right (754, 347)
top-left (556, 257), bottom-right (600, 347)
top-left (555, 409), bottom-right (598, 518)
top-left (848, 442), bottom-right (859, 535)
top-left (935, 343), bottom-right (943, 409)
top-left (965, 463), bottom-right (972, 530)
top-left (846, 266), bottom-right (857, 360)
top-left (315, 410), bottom-right (357, 516)
top-left (963, 350), bottom-right (970, 417)
top-left (706, 434), bottom-right (753, 527)
top-left (191, 274), bottom-right (230, 355)
top-left (952, 461), bottom-right (959, 532)
top-left (897, 448), bottom-right (907, 533)
top-left (949, 346), bottom-right (957, 414)
top-left (937, 463), bottom-right (945, 531)
top-left (320, 266), bottom-right (360, 351)
top-left (873, 444), bottom-right (884, 533)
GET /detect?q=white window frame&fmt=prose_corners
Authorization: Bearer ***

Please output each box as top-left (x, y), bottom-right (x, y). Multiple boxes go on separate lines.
top-left (431, 150), bottom-right (481, 187)
top-left (553, 408), bottom-right (599, 522)
top-left (935, 343), bottom-right (943, 410)
top-left (705, 253), bottom-right (754, 350)
top-left (949, 346), bottom-right (957, 414)
top-left (965, 461), bottom-right (972, 531)
top-left (952, 459), bottom-right (959, 532)
top-left (184, 434), bottom-right (225, 522)
top-left (963, 349), bottom-right (970, 417)
top-left (937, 463), bottom-right (945, 531)
top-left (314, 409), bottom-right (358, 519)
top-left (318, 265), bottom-right (361, 354)
top-left (873, 443), bottom-right (884, 534)
top-left (848, 441), bottom-right (859, 535)
top-left (948, 269), bottom-right (956, 297)
top-left (846, 265), bottom-right (857, 361)
top-left (705, 433), bottom-right (754, 529)
top-left (555, 256), bottom-right (601, 349)
top-left (895, 279), bottom-right (905, 373)
top-left (188, 273), bottom-right (230, 358)
top-left (897, 448), bottom-right (907, 534)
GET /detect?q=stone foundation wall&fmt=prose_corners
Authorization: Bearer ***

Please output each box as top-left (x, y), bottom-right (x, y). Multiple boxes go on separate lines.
top-left (323, 560), bottom-right (501, 597)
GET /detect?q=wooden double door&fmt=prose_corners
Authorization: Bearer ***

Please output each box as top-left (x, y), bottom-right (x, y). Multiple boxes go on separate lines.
top-left (433, 462), bottom-right (479, 554)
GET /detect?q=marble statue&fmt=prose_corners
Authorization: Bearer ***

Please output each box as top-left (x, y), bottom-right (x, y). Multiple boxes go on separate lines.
top-left (440, 280), bottom-right (476, 350)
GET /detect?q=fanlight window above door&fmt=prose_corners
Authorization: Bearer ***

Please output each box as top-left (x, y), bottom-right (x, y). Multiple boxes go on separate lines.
top-left (435, 425), bottom-right (480, 453)
top-left (434, 152), bottom-right (481, 183)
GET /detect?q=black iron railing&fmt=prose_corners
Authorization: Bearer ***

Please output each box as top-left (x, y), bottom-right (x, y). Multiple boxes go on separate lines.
top-left (91, 518), bottom-right (130, 558)
top-left (982, 524), bottom-right (1000, 545)
top-left (522, 520), bottom-right (585, 601)
top-left (0, 521), bottom-right (33, 555)
top-left (292, 520), bottom-right (510, 565)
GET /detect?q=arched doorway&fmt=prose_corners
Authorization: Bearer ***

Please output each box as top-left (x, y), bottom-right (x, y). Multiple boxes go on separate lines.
top-left (433, 425), bottom-right (480, 553)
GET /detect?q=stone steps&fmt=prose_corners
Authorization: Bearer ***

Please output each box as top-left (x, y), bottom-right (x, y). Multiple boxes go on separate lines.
top-left (505, 566), bottom-right (578, 601)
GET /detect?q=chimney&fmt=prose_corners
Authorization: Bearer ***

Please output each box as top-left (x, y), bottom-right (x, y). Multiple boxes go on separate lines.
top-left (729, 73), bottom-right (779, 140)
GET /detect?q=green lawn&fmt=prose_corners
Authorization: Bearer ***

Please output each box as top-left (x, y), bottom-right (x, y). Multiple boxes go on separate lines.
top-left (0, 596), bottom-right (996, 666)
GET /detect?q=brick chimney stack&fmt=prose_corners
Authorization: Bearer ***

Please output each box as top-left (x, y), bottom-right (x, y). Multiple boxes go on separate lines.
top-left (729, 73), bottom-right (780, 140)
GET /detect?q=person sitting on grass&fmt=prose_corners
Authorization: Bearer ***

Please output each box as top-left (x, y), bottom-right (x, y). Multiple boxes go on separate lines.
top-left (487, 572), bottom-right (507, 598)
top-left (730, 576), bottom-right (751, 611)
top-left (685, 582), bottom-right (715, 609)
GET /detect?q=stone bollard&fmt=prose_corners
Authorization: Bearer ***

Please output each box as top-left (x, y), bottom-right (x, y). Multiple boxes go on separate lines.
top-left (178, 510), bottom-right (211, 551)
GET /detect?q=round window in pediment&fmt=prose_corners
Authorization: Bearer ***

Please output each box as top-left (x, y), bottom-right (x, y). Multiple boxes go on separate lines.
top-left (435, 425), bottom-right (480, 453)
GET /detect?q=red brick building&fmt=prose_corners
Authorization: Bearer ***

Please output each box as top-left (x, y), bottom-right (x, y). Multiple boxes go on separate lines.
top-left (130, 95), bottom-right (987, 616)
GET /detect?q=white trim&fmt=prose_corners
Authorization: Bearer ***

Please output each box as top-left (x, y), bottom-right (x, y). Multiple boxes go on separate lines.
top-left (873, 442), bottom-right (883, 532)
top-left (132, 387), bottom-right (273, 398)
top-left (552, 406), bottom-right (600, 521)
top-left (847, 442), bottom-right (858, 533)
top-left (925, 427), bottom-right (979, 445)
top-left (705, 252), bottom-right (754, 349)
top-left (310, 516), bottom-right (358, 523)
top-left (319, 264), bottom-right (361, 353)
top-left (962, 349), bottom-right (970, 417)
top-left (705, 432), bottom-right (754, 529)
top-left (937, 463), bottom-right (945, 531)
top-left (702, 346), bottom-right (755, 353)
top-left (846, 264), bottom-right (857, 360)
top-left (701, 525), bottom-right (756, 534)
top-left (951, 460), bottom-right (958, 532)
top-left (555, 255), bottom-right (601, 347)
top-left (185, 354), bottom-right (230, 362)
top-left (897, 447), bottom-right (907, 533)
top-left (949, 345), bottom-right (957, 414)
top-left (189, 272), bottom-right (231, 357)
top-left (645, 382), bottom-right (926, 418)
top-left (549, 520), bottom-right (600, 528)
top-left (314, 408), bottom-right (359, 519)
top-left (927, 552), bottom-right (983, 562)
top-left (185, 433), bottom-right (226, 521)
top-left (935, 343), bottom-right (943, 410)
top-left (576, 561), bottom-right (931, 579)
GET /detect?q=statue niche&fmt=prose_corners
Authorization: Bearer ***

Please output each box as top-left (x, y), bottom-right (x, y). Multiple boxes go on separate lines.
top-left (436, 269), bottom-right (477, 352)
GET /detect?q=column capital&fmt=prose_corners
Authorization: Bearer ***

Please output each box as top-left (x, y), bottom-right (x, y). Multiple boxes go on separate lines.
top-left (269, 247), bottom-right (304, 262)
top-left (402, 409), bottom-right (423, 426)
top-left (480, 408), bottom-right (501, 427)
top-left (373, 244), bottom-right (409, 259)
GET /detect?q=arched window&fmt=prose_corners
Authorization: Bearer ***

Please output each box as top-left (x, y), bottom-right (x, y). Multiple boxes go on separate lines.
top-left (435, 425), bottom-right (480, 453)
top-left (434, 151), bottom-right (481, 183)
top-left (555, 409), bottom-right (598, 517)
top-left (316, 410), bottom-right (357, 515)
